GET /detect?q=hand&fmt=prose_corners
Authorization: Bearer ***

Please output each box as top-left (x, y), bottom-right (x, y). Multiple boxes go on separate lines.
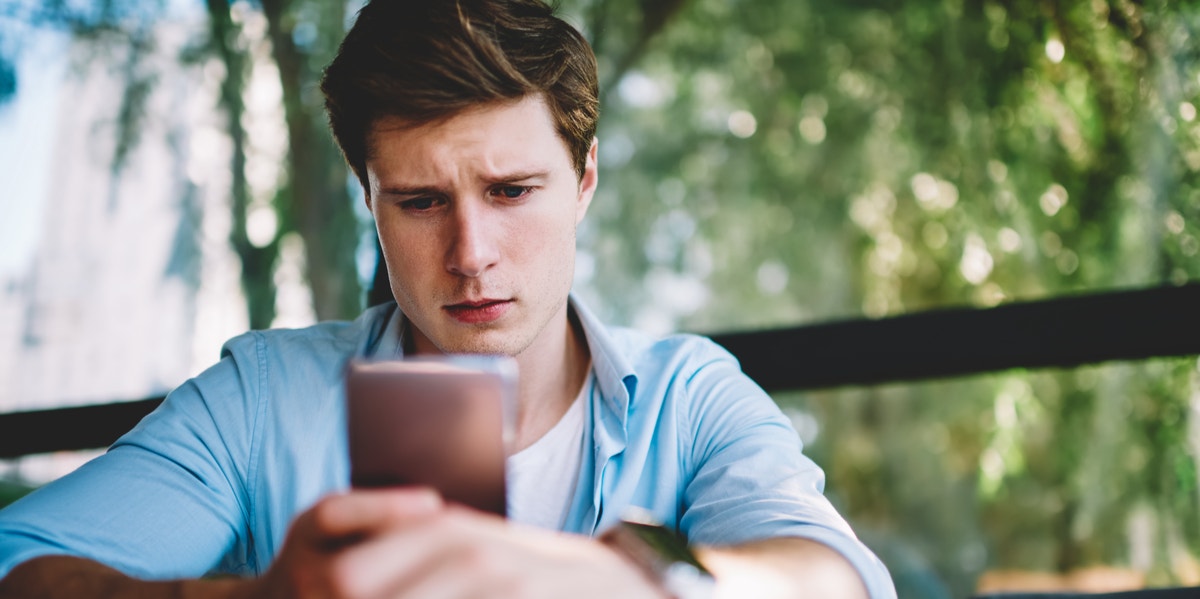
top-left (248, 487), bottom-right (669, 599)
top-left (245, 487), bottom-right (441, 599)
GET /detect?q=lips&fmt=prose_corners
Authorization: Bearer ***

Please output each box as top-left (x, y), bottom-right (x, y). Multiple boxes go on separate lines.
top-left (444, 299), bottom-right (512, 324)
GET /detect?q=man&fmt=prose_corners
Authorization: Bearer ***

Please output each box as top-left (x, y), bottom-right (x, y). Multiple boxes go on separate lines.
top-left (0, 1), bottom-right (895, 597)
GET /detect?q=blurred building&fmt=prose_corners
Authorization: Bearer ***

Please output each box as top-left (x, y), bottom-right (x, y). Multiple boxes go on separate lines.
top-left (0, 17), bottom-right (248, 481)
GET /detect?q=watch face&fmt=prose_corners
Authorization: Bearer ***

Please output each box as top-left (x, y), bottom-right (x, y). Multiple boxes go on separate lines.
top-left (663, 562), bottom-right (717, 599)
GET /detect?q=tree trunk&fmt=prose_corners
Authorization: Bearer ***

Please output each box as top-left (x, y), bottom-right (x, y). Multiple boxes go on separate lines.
top-left (206, 0), bottom-right (278, 329)
top-left (261, 0), bottom-right (361, 321)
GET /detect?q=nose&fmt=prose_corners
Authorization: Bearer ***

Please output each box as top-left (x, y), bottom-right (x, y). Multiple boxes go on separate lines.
top-left (445, 200), bottom-right (500, 278)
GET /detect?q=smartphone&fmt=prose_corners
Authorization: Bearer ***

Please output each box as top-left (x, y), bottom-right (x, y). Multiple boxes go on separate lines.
top-left (345, 356), bottom-right (517, 517)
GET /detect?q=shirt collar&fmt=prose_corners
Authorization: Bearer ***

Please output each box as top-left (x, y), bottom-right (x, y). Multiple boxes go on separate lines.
top-left (368, 303), bottom-right (407, 359)
top-left (355, 302), bottom-right (401, 358)
top-left (365, 294), bottom-right (637, 423)
top-left (569, 294), bottom-right (637, 423)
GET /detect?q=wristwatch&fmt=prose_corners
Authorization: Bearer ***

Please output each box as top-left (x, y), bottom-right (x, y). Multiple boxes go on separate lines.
top-left (599, 511), bottom-right (716, 599)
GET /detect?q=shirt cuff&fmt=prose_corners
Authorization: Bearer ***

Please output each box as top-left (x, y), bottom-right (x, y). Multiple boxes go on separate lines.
top-left (767, 523), bottom-right (898, 599)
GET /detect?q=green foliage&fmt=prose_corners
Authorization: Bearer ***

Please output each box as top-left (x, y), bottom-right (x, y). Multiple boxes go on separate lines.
top-left (0, 480), bottom-right (33, 509)
top-left (568, 0), bottom-right (1200, 595)
top-left (201, 0), bottom-right (364, 326)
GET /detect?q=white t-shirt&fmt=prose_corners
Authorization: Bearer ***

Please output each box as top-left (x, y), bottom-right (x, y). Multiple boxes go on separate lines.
top-left (505, 372), bottom-right (590, 530)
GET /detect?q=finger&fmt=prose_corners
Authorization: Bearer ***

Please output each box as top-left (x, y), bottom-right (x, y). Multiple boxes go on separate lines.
top-left (325, 520), bottom-right (457, 598)
top-left (308, 487), bottom-right (444, 542)
top-left (337, 512), bottom-right (520, 599)
top-left (381, 549), bottom-right (506, 599)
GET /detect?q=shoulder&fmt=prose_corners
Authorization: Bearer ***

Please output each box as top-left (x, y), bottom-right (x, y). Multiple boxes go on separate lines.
top-left (602, 323), bottom-right (743, 384)
top-left (139, 305), bottom-right (393, 429)
top-left (574, 297), bottom-right (773, 434)
top-left (217, 303), bottom-right (394, 373)
top-left (597, 322), bottom-right (770, 431)
top-left (573, 296), bottom-right (742, 391)
top-left (606, 324), bottom-right (788, 447)
top-left (172, 303), bottom-right (395, 430)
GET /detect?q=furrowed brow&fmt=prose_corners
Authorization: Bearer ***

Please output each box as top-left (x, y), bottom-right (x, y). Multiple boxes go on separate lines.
top-left (377, 185), bottom-right (443, 197)
top-left (484, 170), bottom-right (552, 184)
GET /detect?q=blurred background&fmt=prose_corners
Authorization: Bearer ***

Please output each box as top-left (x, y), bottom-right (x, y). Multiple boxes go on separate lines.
top-left (1, 0), bottom-right (1198, 597)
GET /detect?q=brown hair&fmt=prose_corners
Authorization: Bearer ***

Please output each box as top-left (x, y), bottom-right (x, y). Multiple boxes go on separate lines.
top-left (320, 0), bottom-right (599, 190)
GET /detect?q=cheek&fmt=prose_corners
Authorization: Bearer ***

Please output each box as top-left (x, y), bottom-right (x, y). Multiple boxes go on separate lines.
top-left (378, 221), bottom-right (433, 285)
top-left (520, 214), bottom-right (577, 294)
top-left (513, 206), bottom-right (576, 263)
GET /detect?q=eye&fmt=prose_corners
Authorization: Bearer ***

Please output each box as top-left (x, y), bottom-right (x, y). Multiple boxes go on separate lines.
top-left (399, 197), bottom-right (445, 212)
top-left (492, 185), bottom-right (532, 201)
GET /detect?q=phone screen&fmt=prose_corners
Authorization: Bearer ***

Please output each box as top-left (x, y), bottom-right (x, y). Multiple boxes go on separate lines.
top-left (345, 357), bottom-right (515, 517)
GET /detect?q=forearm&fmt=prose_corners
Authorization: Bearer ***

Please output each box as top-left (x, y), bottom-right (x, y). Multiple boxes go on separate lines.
top-left (696, 537), bottom-right (869, 599)
top-left (0, 556), bottom-right (249, 599)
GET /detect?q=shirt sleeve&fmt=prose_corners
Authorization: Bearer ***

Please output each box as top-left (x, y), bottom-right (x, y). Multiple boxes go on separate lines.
top-left (0, 333), bottom-right (263, 580)
top-left (678, 342), bottom-right (897, 599)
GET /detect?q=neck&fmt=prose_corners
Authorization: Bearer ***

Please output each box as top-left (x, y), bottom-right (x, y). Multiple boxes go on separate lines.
top-left (509, 300), bottom-right (590, 452)
top-left (401, 300), bottom-right (590, 453)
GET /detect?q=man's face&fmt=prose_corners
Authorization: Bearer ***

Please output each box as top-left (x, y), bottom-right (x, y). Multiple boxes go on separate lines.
top-left (365, 95), bottom-right (597, 357)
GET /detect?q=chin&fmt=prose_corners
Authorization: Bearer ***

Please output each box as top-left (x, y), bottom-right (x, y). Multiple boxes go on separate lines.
top-left (434, 331), bottom-right (527, 357)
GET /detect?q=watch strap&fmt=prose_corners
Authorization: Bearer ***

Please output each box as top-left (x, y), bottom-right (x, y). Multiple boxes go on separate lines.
top-left (600, 516), bottom-right (716, 599)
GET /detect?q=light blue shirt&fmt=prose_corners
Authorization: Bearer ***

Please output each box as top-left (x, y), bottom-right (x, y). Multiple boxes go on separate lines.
top-left (0, 297), bottom-right (895, 597)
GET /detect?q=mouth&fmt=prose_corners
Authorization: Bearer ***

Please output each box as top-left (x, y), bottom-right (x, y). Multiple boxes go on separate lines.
top-left (443, 298), bottom-right (513, 324)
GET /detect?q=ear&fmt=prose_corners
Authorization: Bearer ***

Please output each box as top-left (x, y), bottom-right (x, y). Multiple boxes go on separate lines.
top-left (363, 171), bottom-right (377, 214)
top-left (575, 137), bottom-right (599, 225)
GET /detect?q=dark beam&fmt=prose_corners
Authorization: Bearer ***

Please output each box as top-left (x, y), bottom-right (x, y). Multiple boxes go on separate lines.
top-left (0, 398), bottom-right (163, 459)
top-left (710, 283), bottom-right (1200, 392)
top-left (1, 284), bottom-right (1197, 459)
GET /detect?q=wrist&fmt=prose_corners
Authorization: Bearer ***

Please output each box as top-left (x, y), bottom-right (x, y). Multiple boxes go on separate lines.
top-left (171, 577), bottom-right (254, 599)
top-left (599, 514), bottom-right (716, 599)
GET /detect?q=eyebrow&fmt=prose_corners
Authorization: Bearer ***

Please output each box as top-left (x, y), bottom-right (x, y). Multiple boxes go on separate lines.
top-left (482, 169), bottom-right (552, 184)
top-left (377, 185), bottom-right (443, 197)
top-left (377, 170), bottom-right (553, 197)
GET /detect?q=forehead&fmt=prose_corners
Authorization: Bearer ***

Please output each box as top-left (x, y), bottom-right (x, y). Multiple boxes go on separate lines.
top-left (365, 96), bottom-right (571, 182)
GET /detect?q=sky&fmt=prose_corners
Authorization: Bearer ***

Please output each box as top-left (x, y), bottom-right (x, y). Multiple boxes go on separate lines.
top-left (0, 0), bottom-right (205, 281)
top-left (0, 30), bottom-right (65, 280)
